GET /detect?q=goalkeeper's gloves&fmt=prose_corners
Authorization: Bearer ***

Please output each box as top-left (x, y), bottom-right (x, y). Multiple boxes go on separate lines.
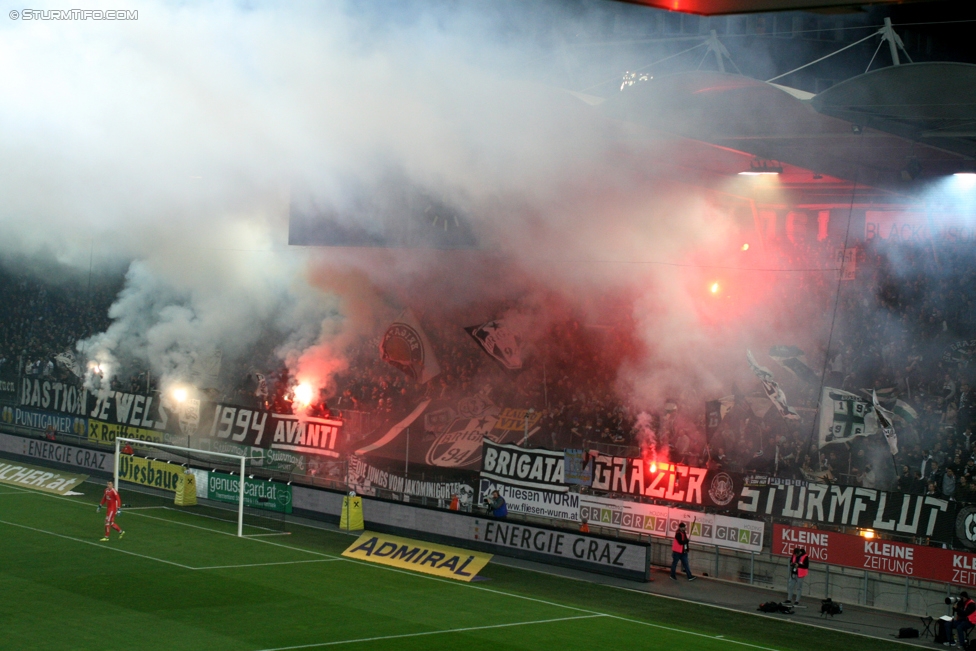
top-left (96, 505), bottom-right (102, 513)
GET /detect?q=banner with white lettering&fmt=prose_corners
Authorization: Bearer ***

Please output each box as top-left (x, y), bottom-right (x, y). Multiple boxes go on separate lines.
top-left (348, 456), bottom-right (474, 506)
top-left (774, 524), bottom-right (976, 587)
top-left (0, 432), bottom-right (112, 473)
top-left (478, 478), bottom-right (580, 522)
top-left (480, 440), bottom-right (566, 492)
top-left (1, 405), bottom-right (86, 437)
top-left (579, 494), bottom-right (763, 553)
top-left (468, 517), bottom-right (648, 579)
top-left (590, 457), bottom-right (738, 508)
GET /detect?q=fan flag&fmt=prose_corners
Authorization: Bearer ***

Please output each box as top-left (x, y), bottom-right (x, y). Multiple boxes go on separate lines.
top-left (872, 389), bottom-right (898, 456)
top-left (380, 310), bottom-right (441, 384)
top-left (464, 320), bottom-right (523, 371)
top-left (746, 350), bottom-right (799, 421)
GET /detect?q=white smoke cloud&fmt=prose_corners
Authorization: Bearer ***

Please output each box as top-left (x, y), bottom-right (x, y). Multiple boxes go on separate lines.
top-left (0, 0), bottom-right (823, 407)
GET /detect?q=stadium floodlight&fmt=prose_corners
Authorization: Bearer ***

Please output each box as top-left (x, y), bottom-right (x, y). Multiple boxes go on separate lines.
top-left (114, 437), bottom-right (248, 537)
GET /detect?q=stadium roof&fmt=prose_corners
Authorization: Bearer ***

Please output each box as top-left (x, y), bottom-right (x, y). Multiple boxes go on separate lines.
top-left (619, 0), bottom-right (935, 16)
top-left (594, 63), bottom-right (976, 201)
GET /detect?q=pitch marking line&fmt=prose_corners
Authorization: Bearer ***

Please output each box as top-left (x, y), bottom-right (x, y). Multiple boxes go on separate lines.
top-left (0, 518), bottom-right (340, 572)
top-left (9, 482), bottom-right (788, 650)
top-left (253, 614), bottom-right (608, 651)
top-left (194, 559), bottom-right (342, 570)
top-left (0, 518), bottom-right (196, 570)
top-left (160, 506), bottom-right (278, 531)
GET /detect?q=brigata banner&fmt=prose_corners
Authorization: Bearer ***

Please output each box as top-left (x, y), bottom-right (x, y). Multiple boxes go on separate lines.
top-left (773, 524), bottom-right (976, 588)
top-left (579, 494), bottom-right (763, 553)
top-left (480, 440), bottom-right (566, 492)
top-left (0, 459), bottom-right (87, 494)
top-left (117, 454), bottom-right (183, 492)
top-left (0, 432), bottom-right (112, 473)
top-left (478, 478), bottom-right (580, 522)
top-left (342, 531), bottom-right (492, 582)
top-left (206, 471), bottom-right (292, 513)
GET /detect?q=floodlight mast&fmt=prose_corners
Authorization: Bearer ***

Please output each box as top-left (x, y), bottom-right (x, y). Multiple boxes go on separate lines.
top-left (114, 437), bottom-right (248, 537)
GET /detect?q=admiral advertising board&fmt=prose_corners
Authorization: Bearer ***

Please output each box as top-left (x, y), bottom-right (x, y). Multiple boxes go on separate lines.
top-left (774, 524), bottom-right (976, 588)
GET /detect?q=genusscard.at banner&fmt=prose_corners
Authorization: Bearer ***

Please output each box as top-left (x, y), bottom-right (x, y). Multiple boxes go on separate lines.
top-left (205, 471), bottom-right (292, 513)
top-left (480, 440), bottom-right (566, 492)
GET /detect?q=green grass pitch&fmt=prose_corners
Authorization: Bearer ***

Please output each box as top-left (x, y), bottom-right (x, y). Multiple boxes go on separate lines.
top-left (0, 480), bottom-right (905, 650)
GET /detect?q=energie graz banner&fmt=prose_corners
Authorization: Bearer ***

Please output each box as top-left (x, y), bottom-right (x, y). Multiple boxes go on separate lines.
top-left (591, 455), bottom-right (957, 542)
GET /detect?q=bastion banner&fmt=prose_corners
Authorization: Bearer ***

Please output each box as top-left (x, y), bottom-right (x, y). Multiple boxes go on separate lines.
top-left (17, 376), bottom-right (343, 458)
top-left (773, 524), bottom-right (976, 587)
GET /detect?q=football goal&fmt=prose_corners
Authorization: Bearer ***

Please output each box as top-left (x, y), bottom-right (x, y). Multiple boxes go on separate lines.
top-left (114, 437), bottom-right (248, 537)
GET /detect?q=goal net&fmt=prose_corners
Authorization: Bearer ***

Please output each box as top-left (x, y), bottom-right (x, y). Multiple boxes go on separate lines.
top-left (114, 437), bottom-right (250, 536)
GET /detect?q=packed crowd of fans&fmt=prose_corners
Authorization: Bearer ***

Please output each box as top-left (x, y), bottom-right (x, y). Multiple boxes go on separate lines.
top-left (4, 235), bottom-right (976, 500)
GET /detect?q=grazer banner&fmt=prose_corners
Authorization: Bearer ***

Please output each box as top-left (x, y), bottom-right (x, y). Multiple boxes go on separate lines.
top-left (586, 455), bottom-right (957, 542)
top-left (773, 524), bottom-right (976, 588)
top-left (579, 495), bottom-right (764, 553)
top-left (480, 440), bottom-right (566, 492)
top-left (590, 457), bottom-right (740, 508)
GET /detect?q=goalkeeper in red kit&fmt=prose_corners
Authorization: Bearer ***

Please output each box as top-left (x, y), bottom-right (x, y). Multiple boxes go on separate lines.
top-left (97, 481), bottom-right (125, 541)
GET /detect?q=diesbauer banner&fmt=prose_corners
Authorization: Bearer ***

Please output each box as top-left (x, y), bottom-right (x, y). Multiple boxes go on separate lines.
top-left (206, 471), bottom-right (292, 513)
top-left (117, 454), bottom-right (183, 492)
top-left (774, 524), bottom-right (976, 588)
top-left (579, 494), bottom-right (763, 553)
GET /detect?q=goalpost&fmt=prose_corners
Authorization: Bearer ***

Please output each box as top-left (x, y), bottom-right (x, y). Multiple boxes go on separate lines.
top-left (114, 437), bottom-right (248, 537)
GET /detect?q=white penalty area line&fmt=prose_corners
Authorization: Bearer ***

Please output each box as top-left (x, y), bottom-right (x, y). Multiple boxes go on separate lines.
top-left (253, 614), bottom-right (607, 651)
top-left (0, 518), bottom-right (196, 570)
top-left (0, 518), bottom-right (340, 572)
top-left (194, 559), bottom-right (341, 570)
